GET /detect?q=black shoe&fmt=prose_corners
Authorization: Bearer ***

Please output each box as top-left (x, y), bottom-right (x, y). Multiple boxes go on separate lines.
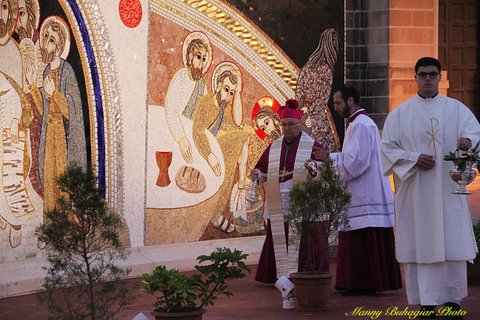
top-left (418, 305), bottom-right (436, 319)
top-left (441, 302), bottom-right (464, 320)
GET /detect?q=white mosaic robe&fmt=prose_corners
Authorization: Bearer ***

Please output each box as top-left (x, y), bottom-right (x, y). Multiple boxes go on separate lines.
top-left (165, 68), bottom-right (206, 142)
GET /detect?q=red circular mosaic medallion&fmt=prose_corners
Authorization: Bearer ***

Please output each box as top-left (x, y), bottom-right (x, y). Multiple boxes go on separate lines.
top-left (119, 0), bottom-right (143, 28)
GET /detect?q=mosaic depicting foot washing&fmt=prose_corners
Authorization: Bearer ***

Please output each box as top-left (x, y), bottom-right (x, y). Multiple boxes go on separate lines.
top-left (0, 0), bottom-right (341, 259)
top-left (145, 0), bottom-right (340, 244)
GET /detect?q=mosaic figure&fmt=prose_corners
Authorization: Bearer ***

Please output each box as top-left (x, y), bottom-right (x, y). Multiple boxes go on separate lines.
top-left (253, 105), bottom-right (282, 142)
top-left (29, 16), bottom-right (87, 211)
top-left (0, 0), bottom-right (39, 248)
top-left (165, 31), bottom-right (212, 164)
top-left (15, 0), bottom-right (40, 42)
top-left (1, 0), bottom-right (21, 84)
top-left (146, 30), bottom-right (222, 210)
top-left (192, 62), bottom-right (253, 233)
top-left (16, 0), bottom-right (41, 89)
top-left (18, 0), bottom-right (42, 194)
top-left (296, 28), bottom-right (340, 152)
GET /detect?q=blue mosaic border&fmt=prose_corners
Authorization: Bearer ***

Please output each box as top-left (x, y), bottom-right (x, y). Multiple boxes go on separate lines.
top-left (66, 0), bottom-right (106, 193)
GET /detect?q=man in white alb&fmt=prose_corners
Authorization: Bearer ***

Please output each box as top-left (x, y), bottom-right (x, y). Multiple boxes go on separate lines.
top-left (314, 85), bottom-right (402, 295)
top-left (382, 57), bottom-right (480, 319)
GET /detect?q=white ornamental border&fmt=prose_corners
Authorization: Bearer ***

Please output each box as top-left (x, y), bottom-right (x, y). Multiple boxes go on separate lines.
top-left (62, 0), bottom-right (125, 217)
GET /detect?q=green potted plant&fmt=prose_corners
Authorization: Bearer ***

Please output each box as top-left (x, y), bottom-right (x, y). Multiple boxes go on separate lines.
top-left (35, 166), bottom-right (132, 320)
top-left (467, 220), bottom-right (480, 286)
top-left (287, 158), bottom-right (351, 310)
top-left (141, 247), bottom-right (250, 319)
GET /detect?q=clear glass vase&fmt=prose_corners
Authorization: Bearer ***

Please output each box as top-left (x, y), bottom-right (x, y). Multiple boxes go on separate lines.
top-left (449, 167), bottom-right (477, 194)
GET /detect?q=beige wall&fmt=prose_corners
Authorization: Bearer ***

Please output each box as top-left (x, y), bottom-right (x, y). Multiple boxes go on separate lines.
top-left (389, 0), bottom-right (448, 110)
top-left (98, 0), bottom-right (149, 247)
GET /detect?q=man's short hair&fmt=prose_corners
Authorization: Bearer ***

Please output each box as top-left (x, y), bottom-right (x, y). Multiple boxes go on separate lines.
top-left (335, 85), bottom-right (360, 105)
top-left (186, 39), bottom-right (207, 67)
top-left (41, 19), bottom-right (67, 55)
top-left (415, 57), bottom-right (441, 73)
top-left (216, 70), bottom-right (238, 91)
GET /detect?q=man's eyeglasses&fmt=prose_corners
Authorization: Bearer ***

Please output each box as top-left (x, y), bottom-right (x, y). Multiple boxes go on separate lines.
top-left (416, 72), bottom-right (440, 79)
top-left (280, 121), bottom-right (302, 128)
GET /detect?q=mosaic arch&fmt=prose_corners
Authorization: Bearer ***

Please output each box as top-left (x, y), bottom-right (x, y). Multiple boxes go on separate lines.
top-left (0, 0), bottom-right (124, 262)
top-left (146, 0), bottom-right (339, 244)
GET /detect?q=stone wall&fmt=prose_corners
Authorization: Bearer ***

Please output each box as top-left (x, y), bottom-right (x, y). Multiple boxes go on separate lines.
top-left (389, 0), bottom-right (448, 111)
top-left (345, 0), bottom-right (390, 129)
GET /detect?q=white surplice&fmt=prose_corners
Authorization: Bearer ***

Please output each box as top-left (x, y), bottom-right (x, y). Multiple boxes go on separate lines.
top-left (382, 93), bottom-right (480, 264)
top-left (329, 111), bottom-right (394, 231)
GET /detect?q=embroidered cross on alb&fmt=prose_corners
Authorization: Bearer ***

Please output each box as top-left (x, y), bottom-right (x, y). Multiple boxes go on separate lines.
top-left (427, 118), bottom-right (442, 159)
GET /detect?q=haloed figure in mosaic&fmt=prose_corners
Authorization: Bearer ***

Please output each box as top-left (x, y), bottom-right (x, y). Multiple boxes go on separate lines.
top-left (0, 0), bottom-right (25, 247)
top-left (15, 0), bottom-right (39, 42)
top-left (0, 0), bottom-right (22, 83)
top-left (295, 28), bottom-right (340, 152)
top-left (0, 0), bottom-right (16, 39)
top-left (192, 62), bottom-right (253, 233)
top-left (253, 106), bottom-right (282, 142)
top-left (0, 0), bottom-right (44, 249)
top-left (27, 16), bottom-right (87, 212)
top-left (164, 31), bottom-right (212, 163)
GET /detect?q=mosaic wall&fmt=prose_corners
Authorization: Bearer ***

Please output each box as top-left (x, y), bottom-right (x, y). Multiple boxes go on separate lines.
top-left (145, 0), bottom-right (340, 244)
top-left (0, 0), bottom-right (341, 262)
top-left (0, 0), bottom-right (125, 262)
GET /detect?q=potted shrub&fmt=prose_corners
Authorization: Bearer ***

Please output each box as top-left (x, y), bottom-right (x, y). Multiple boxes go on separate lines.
top-left (141, 247), bottom-right (250, 319)
top-left (287, 158), bottom-right (351, 310)
top-left (467, 220), bottom-right (480, 286)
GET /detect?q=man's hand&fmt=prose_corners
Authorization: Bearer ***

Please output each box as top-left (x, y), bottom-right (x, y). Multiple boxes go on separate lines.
top-left (10, 120), bottom-right (19, 144)
top-left (178, 137), bottom-right (193, 163)
top-left (207, 152), bottom-right (221, 176)
top-left (312, 145), bottom-right (329, 161)
top-left (416, 154), bottom-right (435, 170)
top-left (457, 137), bottom-right (472, 151)
top-left (251, 168), bottom-right (265, 185)
top-left (25, 63), bottom-right (37, 90)
top-left (43, 75), bottom-right (55, 96)
top-left (250, 169), bottom-right (260, 182)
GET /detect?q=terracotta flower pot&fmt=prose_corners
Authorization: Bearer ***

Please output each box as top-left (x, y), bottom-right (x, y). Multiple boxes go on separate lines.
top-left (290, 271), bottom-right (332, 310)
top-left (151, 308), bottom-right (206, 320)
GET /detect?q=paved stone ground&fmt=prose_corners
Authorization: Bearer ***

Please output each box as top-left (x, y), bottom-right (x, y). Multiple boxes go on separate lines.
top-left (0, 263), bottom-right (479, 320)
top-left (1, 182), bottom-right (479, 320)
